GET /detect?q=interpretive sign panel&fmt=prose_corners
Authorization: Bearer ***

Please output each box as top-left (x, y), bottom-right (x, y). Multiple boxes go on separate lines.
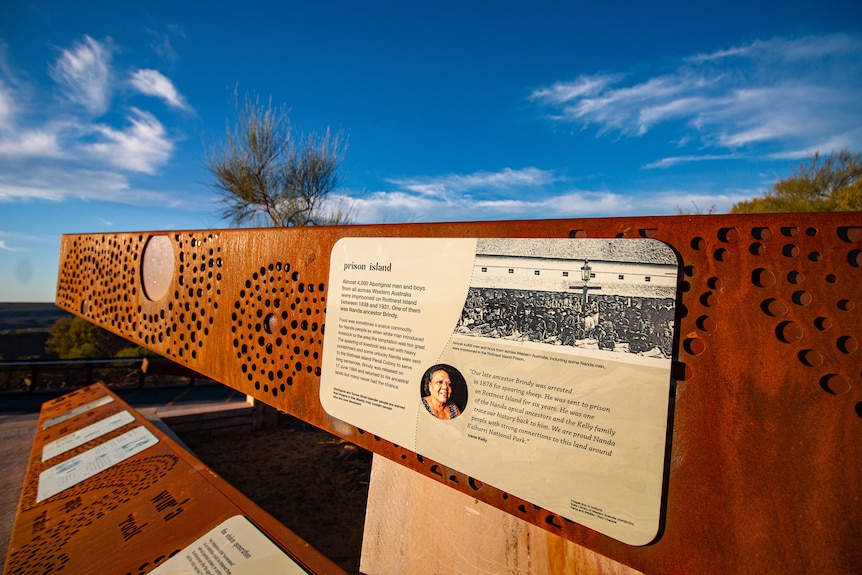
top-left (150, 515), bottom-right (307, 575)
top-left (320, 238), bottom-right (679, 545)
top-left (37, 425), bottom-right (159, 502)
top-left (41, 395), bottom-right (114, 429)
top-left (41, 409), bottom-right (135, 461)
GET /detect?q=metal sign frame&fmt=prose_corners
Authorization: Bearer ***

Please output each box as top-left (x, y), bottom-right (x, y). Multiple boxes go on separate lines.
top-left (3, 383), bottom-right (343, 575)
top-left (52, 213), bottom-right (861, 574)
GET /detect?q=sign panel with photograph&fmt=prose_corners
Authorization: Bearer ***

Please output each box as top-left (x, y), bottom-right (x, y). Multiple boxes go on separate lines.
top-left (320, 237), bottom-right (679, 545)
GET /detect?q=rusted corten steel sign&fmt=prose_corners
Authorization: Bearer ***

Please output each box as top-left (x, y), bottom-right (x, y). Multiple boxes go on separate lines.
top-left (3, 383), bottom-right (344, 575)
top-left (53, 214), bottom-right (860, 574)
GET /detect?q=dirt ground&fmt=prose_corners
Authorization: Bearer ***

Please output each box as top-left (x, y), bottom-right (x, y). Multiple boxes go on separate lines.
top-left (177, 415), bottom-right (372, 574)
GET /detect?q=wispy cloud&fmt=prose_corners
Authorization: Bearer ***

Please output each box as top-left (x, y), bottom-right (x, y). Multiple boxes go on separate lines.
top-left (0, 35), bottom-right (191, 204)
top-left (0, 165), bottom-right (186, 206)
top-left (0, 230), bottom-right (49, 252)
top-left (49, 35), bottom-right (115, 115)
top-left (643, 153), bottom-right (743, 169)
top-left (531, 34), bottom-right (862, 163)
top-left (82, 108), bottom-right (173, 173)
top-left (529, 75), bottom-right (618, 105)
top-left (386, 167), bottom-right (559, 199)
top-left (148, 24), bottom-right (186, 63)
top-left (0, 129), bottom-right (63, 158)
top-left (350, 167), bottom-right (747, 223)
top-left (351, 187), bottom-right (748, 223)
top-left (130, 69), bottom-right (191, 111)
top-left (0, 79), bottom-right (14, 128)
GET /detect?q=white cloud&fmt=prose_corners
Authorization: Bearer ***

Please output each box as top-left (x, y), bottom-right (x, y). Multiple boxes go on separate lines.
top-left (350, 186), bottom-right (747, 223)
top-left (386, 167), bottom-right (559, 199)
top-left (0, 129), bottom-right (63, 158)
top-left (49, 35), bottom-right (114, 115)
top-left (0, 79), bottom-right (14, 128)
top-left (532, 33), bottom-right (862, 160)
top-left (529, 75), bottom-right (618, 105)
top-left (0, 165), bottom-right (185, 206)
top-left (642, 154), bottom-right (742, 170)
top-left (0, 230), bottom-right (49, 252)
top-left (148, 24), bottom-right (185, 63)
top-left (0, 34), bottom-right (185, 207)
top-left (80, 108), bottom-right (173, 174)
top-left (130, 69), bottom-right (191, 111)
top-left (348, 166), bottom-right (748, 223)
top-left (689, 34), bottom-right (862, 65)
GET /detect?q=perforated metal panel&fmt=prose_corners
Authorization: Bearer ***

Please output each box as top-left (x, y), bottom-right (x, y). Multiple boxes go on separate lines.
top-left (52, 214), bottom-right (861, 574)
top-left (3, 384), bottom-right (344, 575)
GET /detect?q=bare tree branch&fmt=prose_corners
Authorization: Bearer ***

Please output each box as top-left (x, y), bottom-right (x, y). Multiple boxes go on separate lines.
top-left (205, 90), bottom-right (354, 227)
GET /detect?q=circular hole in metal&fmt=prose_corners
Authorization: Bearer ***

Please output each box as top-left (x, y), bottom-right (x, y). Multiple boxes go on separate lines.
top-left (700, 292), bottom-right (719, 307)
top-left (798, 349), bottom-right (823, 367)
top-left (141, 235), bottom-right (175, 302)
top-left (707, 277), bottom-right (722, 289)
top-left (792, 291), bottom-right (812, 306)
top-left (684, 337), bottom-right (706, 355)
top-left (264, 313), bottom-right (277, 334)
top-left (718, 227), bottom-right (739, 243)
top-left (848, 250), bottom-right (861, 267)
top-left (808, 252), bottom-right (821, 262)
top-left (697, 315), bottom-right (718, 332)
top-left (752, 227), bottom-right (772, 240)
top-left (839, 227), bottom-right (862, 242)
top-left (814, 317), bottom-right (832, 331)
top-left (826, 274), bottom-right (837, 283)
top-left (820, 374), bottom-right (850, 395)
top-left (762, 298), bottom-right (788, 317)
top-left (776, 321), bottom-right (804, 343)
top-left (671, 362), bottom-right (694, 381)
top-left (782, 244), bottom-right (800, 257)
top-left (837, 335), bottom-right (858, 354)
top-left (691, 237), bottom-right (704, 250)
top-left (838, 299), bottom-right (855, 311)
top-left (752, 268), bottom-right (776, 288)
top-left (750, 242), bottom-right (766, 255)
top-left (787, 271), bottom-right (805, 284)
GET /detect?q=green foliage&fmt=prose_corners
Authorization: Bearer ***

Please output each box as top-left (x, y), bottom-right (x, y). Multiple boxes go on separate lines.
top-left (46, 317), bottom-right (137, 359)
top-left (205, 90), bottom-right (354, 227)
top-left (731, 149), bottom-right (862, 213)
top-left (115, 346), bottom-right (157, 359)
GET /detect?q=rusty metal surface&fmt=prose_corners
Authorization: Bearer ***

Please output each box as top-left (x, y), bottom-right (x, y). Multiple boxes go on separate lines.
top-left (52, 214), bottom-right (861, 574)
top-left (3, 383), bottom-right (345, 575)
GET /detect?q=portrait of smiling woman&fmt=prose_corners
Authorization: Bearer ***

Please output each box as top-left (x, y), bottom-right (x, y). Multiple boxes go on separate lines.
top-left (420, 364), bottom-right (468, 420)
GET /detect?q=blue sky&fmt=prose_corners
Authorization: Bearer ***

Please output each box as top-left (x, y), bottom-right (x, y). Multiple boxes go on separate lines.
top-left (1, 0), bottom-right (860, 302)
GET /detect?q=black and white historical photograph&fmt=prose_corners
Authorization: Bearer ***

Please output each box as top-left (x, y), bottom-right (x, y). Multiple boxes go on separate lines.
top-left (455, 239), bottom-right (678, 359)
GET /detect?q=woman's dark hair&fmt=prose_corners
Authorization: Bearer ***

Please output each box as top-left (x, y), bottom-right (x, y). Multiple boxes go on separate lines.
top-left (420, 363), bottom-right (468, 412)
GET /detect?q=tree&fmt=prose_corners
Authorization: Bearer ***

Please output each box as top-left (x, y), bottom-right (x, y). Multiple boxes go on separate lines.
top-left (45, 317), bottom-right (142, 359)
top-left (731, 148), bottom-right (862, 213)
top-left (205, 91), bottom-right (354, 227)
